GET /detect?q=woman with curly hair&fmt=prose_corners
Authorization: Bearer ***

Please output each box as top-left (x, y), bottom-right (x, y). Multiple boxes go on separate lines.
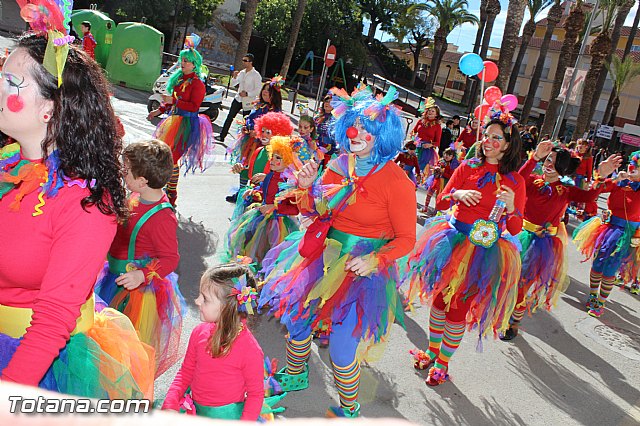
top-left (0, 33), bottom-right (153, 399)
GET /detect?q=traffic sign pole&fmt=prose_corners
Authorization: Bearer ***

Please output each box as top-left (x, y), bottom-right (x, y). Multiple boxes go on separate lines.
top-left (315, 39), bottom-right (331, 113)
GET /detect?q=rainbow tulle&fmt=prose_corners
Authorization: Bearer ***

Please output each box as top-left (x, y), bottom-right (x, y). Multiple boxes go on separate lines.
top-left (153, 111), bottom-right (215, 173)
top-left (517, 224), bottom-right (569, 313)
top-left (259, 229), bottom-right (404, 359)
top-left (224, 207), bottom-right (299, 265)
top-left (573, 216), bottom-right (640, 279)
top-left (95, 266), bottom-right (186, 378)
top-left (0, 308), bottom-right (154, 399)
top-left (405, 217), bottom-right (521, 339)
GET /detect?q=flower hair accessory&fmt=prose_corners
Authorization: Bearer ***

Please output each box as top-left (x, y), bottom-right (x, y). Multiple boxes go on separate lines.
top-left (231, 274), bottom-right (258, 315)
top-left (17, 0), bottom-right (75, 87)
top-left (269, 74), bottom-right (285, 91)
top-left (363, 86), bottom-right (401, 122)
top-left (483, 100), bottom-right (517, 134)
top-left (183, 33), bottom-right (201, 50)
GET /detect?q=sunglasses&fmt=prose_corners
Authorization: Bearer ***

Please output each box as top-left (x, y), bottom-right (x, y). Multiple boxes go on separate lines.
top-left (242, 59), bottom-right (251, 62)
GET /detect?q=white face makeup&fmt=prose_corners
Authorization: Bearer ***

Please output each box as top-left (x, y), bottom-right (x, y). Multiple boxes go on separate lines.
top-left (628, 164), bottom-right (640, 181)
top-left (349, 118), bottom-right (375, 156)
top-left (543, 151), bottom-right (559, 179)
top-left (260, 128), bottom-right (273, 145)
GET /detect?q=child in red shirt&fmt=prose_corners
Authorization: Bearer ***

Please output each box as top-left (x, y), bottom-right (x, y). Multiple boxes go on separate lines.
top-left (80, 21), bottom-right (97, 60)
top-left (163, 263), bottom-right (265, 420)
top-left (95, 140), bottom-right (185, 378)
top-left (422, 147), bottom-right (459, 213)
top-left (394, 141), bottom-right (421, 185)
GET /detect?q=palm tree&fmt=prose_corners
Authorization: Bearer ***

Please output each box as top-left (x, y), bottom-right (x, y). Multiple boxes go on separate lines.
top-left (466, 0), bottom-right (501, 107)
top-left (520, 0), bottom-right (563, 123)
top-left (411, 0), bottom-right (479, 96)
top-left (605, 56), bottom-right (640, 126)
top-left (574, 0), bottom-right (622, 136)
top-left (462, 0), bottom-right (487, 105)
top-left (234, 0), bottom-right (259, 70)
top-left (604, 0), bottom-right (639, 121)
top-left (280, 0), bottom-right (309, 78)
top-left (540, 0), bottom-right (585, 136)
top-left (584, 0), bottom-right (634, 129)
top-left (507, 0), bottom-right (554, 94)
top-left (495, 0), bottom-right (527, 92)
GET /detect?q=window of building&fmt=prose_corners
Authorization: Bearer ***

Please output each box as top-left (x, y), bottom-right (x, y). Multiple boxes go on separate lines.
top-left (452, 80), bottom-right (465, 91)
top-left (541, 56), bottom-right (552, 79)
top-left (631, 45), bottom-right (640, 52)
top-left (518, 53), bottom-right (529, 76)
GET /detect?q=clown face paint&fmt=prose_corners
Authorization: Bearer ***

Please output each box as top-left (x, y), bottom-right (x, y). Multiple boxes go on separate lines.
top-left (270, 153), bottom-right (286, 172)
top-left (348, 118), bottom-right (375, 156)
top-left (628, 163), bottom-right (640, 181)
top-left (2, 73), bottom-right (27, 112)
top-left (543, 151), bottom-right (560, 181)
top-left (482, 124), bottom-right (508, 163)
top-left (260, 128), bottom-right (273, 145)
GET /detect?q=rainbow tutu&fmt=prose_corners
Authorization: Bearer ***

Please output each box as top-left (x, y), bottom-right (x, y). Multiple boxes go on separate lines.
top-left (573, 215), bottom-right (640, 278)
top-left (259, 228), bottom-right (404, 356)
top-left (224, 207), bottom-right (299, 265)
top-left (405, 216), bottom-right (521, 338)
top-left (153, 108), bottom-right (215, 173)
top-left (0, 304), bottom-right (154, 399)
top-left (95, 259), bottom-right (186, 378)
top-left (517, 222), bottom-right (569, 313)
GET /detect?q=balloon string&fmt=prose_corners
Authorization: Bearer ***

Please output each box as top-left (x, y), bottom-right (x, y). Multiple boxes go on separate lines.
top-left (477, 67), bottom-right (485, 144)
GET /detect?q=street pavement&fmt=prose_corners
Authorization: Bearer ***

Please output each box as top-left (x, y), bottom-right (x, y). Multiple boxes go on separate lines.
top-left (2, 33), bottom-right (639, 425)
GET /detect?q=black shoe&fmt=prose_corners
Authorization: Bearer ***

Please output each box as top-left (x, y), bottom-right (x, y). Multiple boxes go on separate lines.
top-left (225, 193), bottom-right (238, 203)
top-left (499, 326), bottom-right (518, 341)
top-left (215, 135), bottom-right (225, 142)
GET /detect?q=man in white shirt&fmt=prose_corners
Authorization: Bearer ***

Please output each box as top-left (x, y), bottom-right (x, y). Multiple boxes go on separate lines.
top-left (216, 53), bottom-right (262, 141)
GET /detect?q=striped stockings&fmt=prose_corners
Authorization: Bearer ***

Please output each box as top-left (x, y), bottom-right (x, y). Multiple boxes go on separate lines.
top-left (332, 359), bottom-right (360, 409)
top-left (434, 321), bottom-right (466, 371)
top-left (426, 306), bottom-right (446, 360)
top-left (285, 335), bottom-right (312, 374)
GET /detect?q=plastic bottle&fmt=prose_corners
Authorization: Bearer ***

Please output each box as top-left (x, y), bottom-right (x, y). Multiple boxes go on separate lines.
top-left (489, 199), bottom-right (506, 222)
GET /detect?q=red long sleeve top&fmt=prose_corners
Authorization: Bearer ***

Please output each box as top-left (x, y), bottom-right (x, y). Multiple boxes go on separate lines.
top-left (82, 32), bottom-right (96, 59)
top-left (456, 128), bottom-right (481, 149)
top-left (519, 158), bottom-right (600, 227)
top-left (0, 162), bottom-right (116, 385)
top-left (575, 155), bottom-right (593, 180)
top-left (109, 194), bottom-right (179, 282)
top-left (162, 322), bottom-right (264, 420)
top-left (412, 119), bottom-right (442, 147)
top-left (159, 72), bottom-right (206, 114)
top-left (437, 160), bottom-right (526, 236)
top-left (394, 152), bottom-right (421, 178)
top-left (595, 179), bottom-right (640, 221)
top-left (310, 158), bottom-right (417, 266)
top-left (441, 160), bottom-right (457, 180)
top-left (264, 171), bottom-right (299, 216)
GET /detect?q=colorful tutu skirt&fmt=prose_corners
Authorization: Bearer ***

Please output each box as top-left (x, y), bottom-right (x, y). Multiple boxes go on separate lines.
top-left (405, 216), bottom-right (521, 338)
top-left (573, 215), bottom-right (640, 279)
top-left (517, 220), bottom-right (569, 313)
top-left (153, 108), bottom-right (214, 173)
top-left (259, 228), bottom-right (404, 356)
top-left (95, 256), bottom-right (187, 378)
top-left (224, 207), bottom-right (299, 265)
top-left (0, 296), bottom-right (154, 399)
top-left (418, 147), bottom-right (438, 172)
top-left (169, 391), bottom-right (285, 421)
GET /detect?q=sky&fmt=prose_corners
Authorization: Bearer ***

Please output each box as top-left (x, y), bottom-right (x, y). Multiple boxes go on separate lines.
top-left (371, 0), bottom-right (640, 54)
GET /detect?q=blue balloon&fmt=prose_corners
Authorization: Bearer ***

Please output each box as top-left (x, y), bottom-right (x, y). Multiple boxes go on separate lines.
top-left (459, 53), bottom-right (484, 76)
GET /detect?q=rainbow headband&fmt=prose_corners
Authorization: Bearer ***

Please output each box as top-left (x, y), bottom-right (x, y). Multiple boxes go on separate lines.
top-left (483, 100), bottom-right (517, 134)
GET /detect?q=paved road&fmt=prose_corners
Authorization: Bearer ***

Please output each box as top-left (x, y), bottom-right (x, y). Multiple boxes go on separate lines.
top-left (3, 33), bottom-right (639, 424)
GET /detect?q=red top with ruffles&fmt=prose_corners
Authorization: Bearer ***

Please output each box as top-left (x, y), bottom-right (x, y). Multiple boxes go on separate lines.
top-left (596, 179), bottom-right (640, 221)
top-left (314, 158), bottom-right (417, 266)
top-left (159, 72), bottom-right (206, 114)
top-left (394, 152), bottom-right (421, 178)
top-left (413, 119), bottom-right (442, 147)
top-left (0, 154), bottom-right (116, 385)
top-left (264, 171), bottom-right (299, 215)
top-left (109, 194), bottom-right (179, 282)
top-left (437, 160), bottom-right (526, 236)
top-left (162, 322), bottom-right (264, 420)
top-left (575, 155), bottom-right (593, 179)
top-left (456, 128), bottom-right (481, 149)
top-left (519, 158), bottom-right (600, 227)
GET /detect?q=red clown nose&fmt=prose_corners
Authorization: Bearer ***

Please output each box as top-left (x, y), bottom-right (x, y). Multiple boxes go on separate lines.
top-left (630, 165), bottom-right (636, 172)
top-left (346, 126), bottom-right (358, 139)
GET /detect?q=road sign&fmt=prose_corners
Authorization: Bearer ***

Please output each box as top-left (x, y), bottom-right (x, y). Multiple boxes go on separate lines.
top-left (325, 45), bottom-right (336, 67)
top-left (621, 133), bottom-right (640, 147)
top-left (596, 124), bottom-right (614, 139)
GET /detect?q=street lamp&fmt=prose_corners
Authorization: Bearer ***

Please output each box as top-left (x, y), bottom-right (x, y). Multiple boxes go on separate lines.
top-left (441, 65), bottom-right (452, 98)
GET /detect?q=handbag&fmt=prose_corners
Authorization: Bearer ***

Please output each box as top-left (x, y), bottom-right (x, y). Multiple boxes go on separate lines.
top-left (298, 165), bottom-right (378, 258)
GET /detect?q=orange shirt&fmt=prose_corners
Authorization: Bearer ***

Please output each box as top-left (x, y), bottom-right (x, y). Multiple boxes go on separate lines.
top-left (320, 157), bottom-right (417, 265)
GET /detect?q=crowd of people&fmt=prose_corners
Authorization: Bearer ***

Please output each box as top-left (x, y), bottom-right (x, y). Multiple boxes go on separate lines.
top-left (1, 12), bottom-right (639, 423)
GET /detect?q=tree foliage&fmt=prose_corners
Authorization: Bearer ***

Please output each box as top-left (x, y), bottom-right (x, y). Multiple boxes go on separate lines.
top-left (358, 0), bottom-right (411, 39)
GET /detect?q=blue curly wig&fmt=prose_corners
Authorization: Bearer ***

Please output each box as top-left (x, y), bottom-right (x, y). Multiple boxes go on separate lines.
top-left (331, 95), bottom-right (404, 165)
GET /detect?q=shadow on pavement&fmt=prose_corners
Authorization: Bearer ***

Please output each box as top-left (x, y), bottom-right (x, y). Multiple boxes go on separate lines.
top-left (507, 336), bottom-right (636, 425)
top-left (516, 309), bottom-right (640, 412)
top-left (176, 214), bottom-right (219, 306)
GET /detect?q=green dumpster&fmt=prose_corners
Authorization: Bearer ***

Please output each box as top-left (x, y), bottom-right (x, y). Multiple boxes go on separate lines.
top-left (70, 9), bottom-right (115, 67)
top-left (105, 23), bottom-right (164, 92)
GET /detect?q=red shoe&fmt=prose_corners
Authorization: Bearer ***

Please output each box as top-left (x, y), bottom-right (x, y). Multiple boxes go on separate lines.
top-left (410, 349), bottom-right (434, 370)
top-left (425, 367), bottom-right (449, 386)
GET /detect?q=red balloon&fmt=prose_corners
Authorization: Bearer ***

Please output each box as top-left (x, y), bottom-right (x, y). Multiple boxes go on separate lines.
top-left (484, 86), bottom-right (503, 105)
top-left (474, 103), bottom-right (490, 120)
top-left (478, 61), bottom-right (499, 82)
